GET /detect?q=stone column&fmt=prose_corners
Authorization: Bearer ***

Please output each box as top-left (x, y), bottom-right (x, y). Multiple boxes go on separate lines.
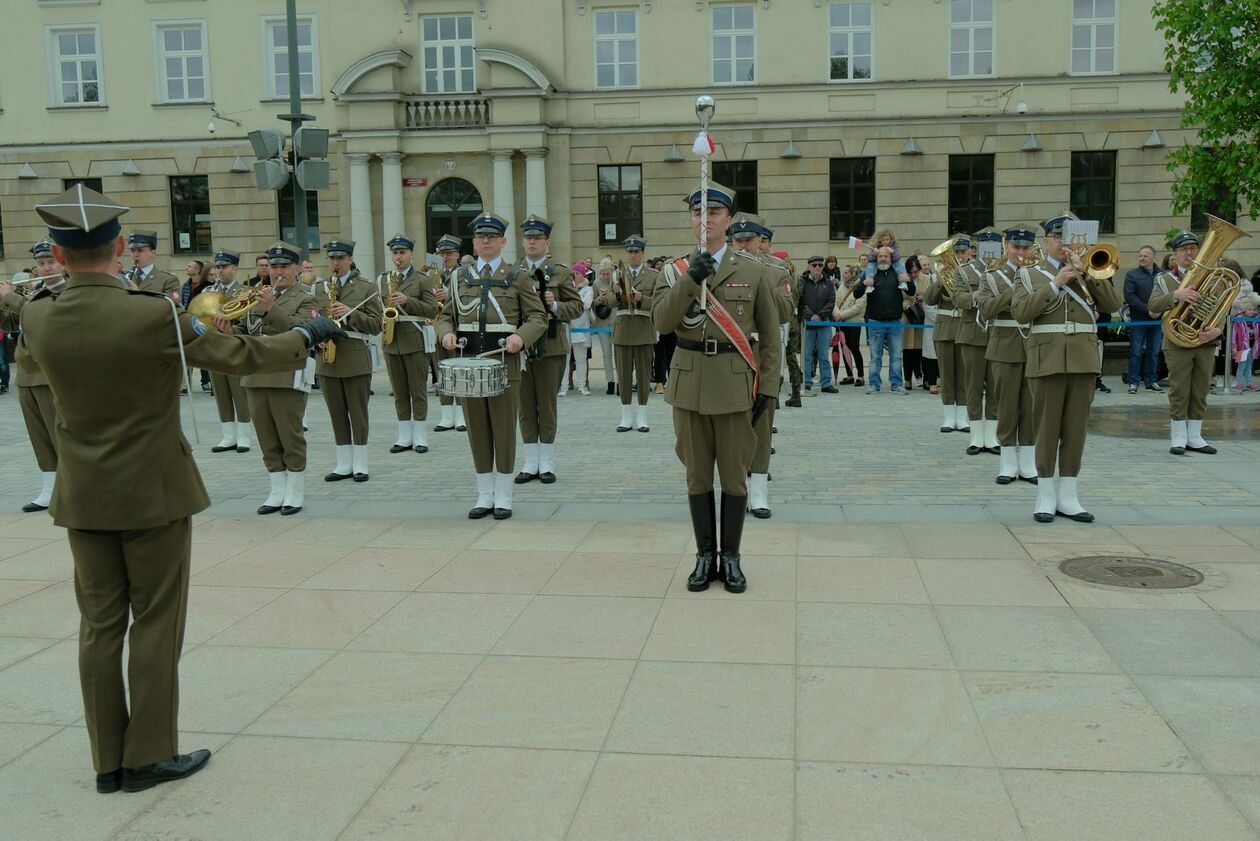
top-left (524, 148), bottom-right (548, 221)
top-left (491, 150), bottom-right (516, 260)
top-left (380, 153), bottom-right (406, 263)
top-left (347, 153), bottom-right (377, 280)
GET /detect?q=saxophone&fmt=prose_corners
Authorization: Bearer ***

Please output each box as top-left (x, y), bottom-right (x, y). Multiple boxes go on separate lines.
top-left (382, 270), bottom-right (400, 345)
top-left (322, 276), bottom-right (338, 364)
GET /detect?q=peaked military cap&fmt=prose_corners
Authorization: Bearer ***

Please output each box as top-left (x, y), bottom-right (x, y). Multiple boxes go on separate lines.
top-left (324, 239), bottom-right (355, 257)
top-left (266, 241), bottom-right (301, 265)
top-left (622, 235), bottom-right (646, 251)
top-left (387, 234), bottom-right (415, 251)
top-left (1004, 224), bottom-right (1038, 246)
top-left (35, 184), bottom-right (130, 249)
top-left (1169, 230), bottom-right (1201, 249)
top-left (974, 227), bottom-right (1004, 243)
top-left (520, 214), bottom-right (553, 237)
top-left (213, 249), bottom-right (241, 267)
top-left (729, 215), bottom-right (761, 241)
top-left (471, 213), bottom-right (508, 235)
top-left (30, 240), bottom-right (54, 258)
top-left (435, 234), bottom-right (463, 252)
top-left (952, 235), bottom-right (972, 251)
top-left (127, 229), bottom-right (158, 249)
top-left (1041, 211), bottom-right (1079, 236)
top-left (759, 222), bottom-right (775, 241)
top-left (685, 182), bottom-right (735, 211)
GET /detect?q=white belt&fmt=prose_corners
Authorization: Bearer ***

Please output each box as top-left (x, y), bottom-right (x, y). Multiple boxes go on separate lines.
top-left (1029, 322), bottom-right (1096, 335)
top-left (936, 309), bottom-right (959, 317)
top-left (343, 331), bottom-right (373, 342)
top-left (395, 315), bottom-right (428, 324)
top-left (614, 309), bottom-right (650, 317)
top-left (458, 322), bottom-right (515, 333)
top-left (991, 319), bottom-right (1024, 329)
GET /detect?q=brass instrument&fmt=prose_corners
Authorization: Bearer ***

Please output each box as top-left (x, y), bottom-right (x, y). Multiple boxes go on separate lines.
top-left (381, 270), bottom-right (400, 345)
top-left (1064, 235), bottom-right (1119, 307)
top-left (322, 276), bottom-right (338, 364)
top-left (929, 236), bottom-right (963, 295)
top-left (1163, 214), bottom-right (1251, 348)
top-left (186, 287), bottom-right (262, 322)
top-left (617, 260), bottom-right (635, 313)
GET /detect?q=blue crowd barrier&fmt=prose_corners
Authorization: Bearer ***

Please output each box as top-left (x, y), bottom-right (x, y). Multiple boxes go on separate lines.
top-left (572, 317), bottom-right (1260, 333)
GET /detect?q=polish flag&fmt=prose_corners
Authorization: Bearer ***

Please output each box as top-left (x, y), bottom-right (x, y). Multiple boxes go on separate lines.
top-left (848, 236), bottom-right (864, 251)
top-left (692, 130), bottom-right (716, 157)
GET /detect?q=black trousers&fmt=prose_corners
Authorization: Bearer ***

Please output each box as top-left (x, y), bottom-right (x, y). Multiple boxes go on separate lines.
top-left (653, 332), bottom-right (677, 384)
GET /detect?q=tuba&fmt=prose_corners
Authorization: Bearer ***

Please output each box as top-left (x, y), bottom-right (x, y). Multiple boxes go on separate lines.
top-left (929, 236), bottom-right (963, 295)
top-left (381, 270), bottom-right (400, 345)
top-left (1163, 214), bottom-right (1251, 348)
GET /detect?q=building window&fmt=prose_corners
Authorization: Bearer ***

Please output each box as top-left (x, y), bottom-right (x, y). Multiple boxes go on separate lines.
top-left (263, 15), bottom-right (318, 99)
top-left (1069, 151), bottom-right (1117, 234)
top-left (712, 161), bottom-right (758, 215)
top-left (1071, 0), bottom-right (1116, 75)
top-left (64, 177), bottom-right (103, 193)
top-left (155, 21), bottom-right (209, 102)
top-left (712, 4), bottom-right (755, 85)
top-left (47, 25), bottom-right (103, 105)
top-left (170, 176), bottom-right (211, 255)
top-left (828, 158), bottom-right (876, 241)
top-left (1190, 184), bottom-right (1238, 232)
top-left (422, 15), bottom-right (475, 94)
top-left (594, 10), bottom-right (637, 89)
top-left (278, 181), bottom-right (320, 252)
top-left (828, 2), bottom-right (873, 82)
top-left (948, 154), bottom-right (994, 234)
top-left (597, 165), bottom-right (642, 246)
top-left (949, 0), bottom-right (994, 78)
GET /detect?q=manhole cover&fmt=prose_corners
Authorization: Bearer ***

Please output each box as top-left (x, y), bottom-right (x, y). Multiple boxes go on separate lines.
top-left (1059, 556), bottom-right (1204, 589)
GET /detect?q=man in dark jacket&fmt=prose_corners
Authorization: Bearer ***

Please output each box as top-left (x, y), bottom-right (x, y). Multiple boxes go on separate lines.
top-left (800, 257), bottom-right (838, 393)
top-left (855, 245), bottom-right (915, 394)
top-left (1123, 245), bottom-right (1164, 394)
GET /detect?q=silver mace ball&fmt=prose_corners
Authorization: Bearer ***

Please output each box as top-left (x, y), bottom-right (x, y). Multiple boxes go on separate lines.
top-left (695, 95), bottom-right (715, 128)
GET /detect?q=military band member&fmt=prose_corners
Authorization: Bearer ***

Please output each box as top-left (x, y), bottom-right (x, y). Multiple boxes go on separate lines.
top-left (125, 229), bottom-right (181, 301)
top-left (596, 234), bottom-right (658, 434)
top-left (1146, 231), bottom-right (1221, 456)
top-left (953, 229), bottom-right (999, 454)
top-left (0, 241), bottom-right (64, 512)
top-left (978, 225), bottom-right (1039, 484)
top-left (432, 234), bottom-right (468, 433)
top-left (756, 221), bottom-right (803, 407)
top-left (1011, 213), bottom-right (1122, 523)
top-left (205, 250), bottom-right (254, 454)
top-left (652, 183), bottom-right (781, 594)
top-left (924, 236), bottom-right (971, 432)
top-left (436, 213), bottom-right (547, 519)
top-left (379, 234), bottom-right (441, 455)
top-left (241, 242), bottom-right (317, 515)
top-left (514, 216), bottom-right (583, 484)
top-left (18, 184), bottom-right (342, 793)
top-left (313, 239), bottom-right (384, 482)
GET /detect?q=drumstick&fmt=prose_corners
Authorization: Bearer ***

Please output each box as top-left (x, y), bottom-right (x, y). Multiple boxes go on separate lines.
top-left (476, 348), bottom-right (507, 358)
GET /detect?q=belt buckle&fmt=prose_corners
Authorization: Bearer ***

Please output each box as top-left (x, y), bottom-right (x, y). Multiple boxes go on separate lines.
top-left (703, 337), bottom-right (718, 356)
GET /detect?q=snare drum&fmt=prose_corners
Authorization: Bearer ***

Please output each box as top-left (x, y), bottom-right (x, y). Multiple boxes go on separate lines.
top-left (438, 357), bottom-right (507, 398)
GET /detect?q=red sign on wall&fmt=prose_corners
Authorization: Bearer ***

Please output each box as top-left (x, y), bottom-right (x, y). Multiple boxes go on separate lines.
top-left (402, 178), bottom-right (429, 188)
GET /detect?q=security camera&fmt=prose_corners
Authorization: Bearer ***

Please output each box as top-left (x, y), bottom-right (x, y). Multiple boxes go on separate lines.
top-left (1015, 101), bottom-right (1028, 115)
top-left (207, 121), bottom-right (216, 134)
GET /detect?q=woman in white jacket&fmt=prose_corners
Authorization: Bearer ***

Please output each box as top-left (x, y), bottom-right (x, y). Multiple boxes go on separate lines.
top-left (562, 268), bottom-right (595, 396)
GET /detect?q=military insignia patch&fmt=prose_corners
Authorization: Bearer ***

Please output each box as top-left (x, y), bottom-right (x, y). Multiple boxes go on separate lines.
top-left (189, 316), bottom-right (208, 336)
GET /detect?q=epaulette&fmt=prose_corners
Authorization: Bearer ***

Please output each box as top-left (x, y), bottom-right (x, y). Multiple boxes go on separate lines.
top-left (735, 251), bottom-right (761, 262)
top-left (126, 289), bottom-right (172, 300)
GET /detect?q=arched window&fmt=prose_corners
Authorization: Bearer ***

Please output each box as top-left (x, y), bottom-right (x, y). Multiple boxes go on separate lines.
top-left (425, 178), bottom-right (483, 255)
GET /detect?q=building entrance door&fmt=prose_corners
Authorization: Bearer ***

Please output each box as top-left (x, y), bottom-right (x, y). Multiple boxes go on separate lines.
top-left (425, 178), bottom-right (483, 255)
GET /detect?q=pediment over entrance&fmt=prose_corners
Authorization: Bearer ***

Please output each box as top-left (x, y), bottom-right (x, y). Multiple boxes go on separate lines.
top-left (331, 49), bottom-right (413, 98)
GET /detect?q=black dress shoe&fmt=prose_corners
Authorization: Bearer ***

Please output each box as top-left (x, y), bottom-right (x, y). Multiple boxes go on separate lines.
top-left (121, 750), bottom-right (211, 792)
top-left (468, 506), bottom-right (492, 519)
top-left (539, 472), bottom-right (556, 484)
top-left (235, 445), bottom-right (250, 453)
top-left (958, 426), bottom-right (971, 433)
top-left (96, 770), bottom-right (122, 794)
top-left (211, 444), bottom-right (236, 453)
top-left (21, 502), bottom-right (48, 513)
top-left (616, 425), bottom-right (631, 433)
top-left (389, 444), bottom-right (411, 453)
top-left (434, 423), bottom-right (453, 432)
top-left (995, 475), bottom-right (1016, 485)
top-left (940, 425), bottom-right (953, 433)
top-left (1170, 445), bottom-right (1187, 456)
top-left (1186, 444), bottom-right (1218, 455)
top-left (414, 444), bottom-right (429, 454)
top-left (324, 471), bottom-right (353, 482)
top-left (280, 505), bottom-right (302, 516)
top-left (1033, 512), bottom-right (1055, 523)
top-left (515, 471), bottom-right (538, 484)
top-left (772, 426), bottom-right (778, 434)
top-left (751, 507), bottom-right (771, 519)
top-left (493, 507), bottom-right (512, 520)
top-left (353, 473), bottom-right (369, 483)
top-left (1055, 509), bottom-right (1095, 523)
top-left (1018, 476), bottom-right (1039, 485)
top-left (257, 504), bottom-right (281, 515)
top-left (637, 426), bottom-right (650, 433)
top-left (456, 424), bottom-right (467, 432)
top-left (607, 382), bottom-right (616, 395)
top-left (966, 445), bottom-right (984, 455)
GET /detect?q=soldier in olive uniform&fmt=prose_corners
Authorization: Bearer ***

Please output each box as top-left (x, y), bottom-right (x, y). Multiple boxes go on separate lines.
top-left (924, 236), bottom-right (971, 432)
top-left (652, 183), bottom-right (781, 594)
top-left (1011, 214), bottom-right (1122, 523)
top-left (0, 241), bottom-right (64, 512)
top-left (241, 242), bottom-right (317, 516)
top-left (1146, 231), bottom-right (1222, 456)
top-left (125, 229), bottom-right (181, 301)
top-left (432, 235), bottom-right (468, 433)
top-left (204, 250), bottom-right (254, 454)
top-left (378, 234), bottom-right (441, 454)
top-left (513, 216), bottom-right (583, 484)
top-left (977, 225), bottom-right (1039, 484)
top-left (18, 184), bottom-right (342, 793)
top-left (595, 234), bottom-right (658, 434)
top-left (436, 213), bottom-right (548, 519)
top-left (312, 240), bottom-right (385, 482)
top-left (952, 230), bottom-right (999, 454)
top-left (756, 221), bottom-right (803, 406)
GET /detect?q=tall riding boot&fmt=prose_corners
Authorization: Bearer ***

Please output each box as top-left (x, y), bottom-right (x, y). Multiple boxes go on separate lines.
top-left (686, 492), bottom-right (718, 592)
top-left (785, 385), bottom-right (802, 408)
top-left (719, 492), bottom-right (748, 593)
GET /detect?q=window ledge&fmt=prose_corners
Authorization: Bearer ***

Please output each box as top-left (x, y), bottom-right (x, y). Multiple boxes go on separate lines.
top-left (152, 100), bottom-right (215, 108)
top-left (827, 78), bottom-right (876, 84)
top-left (260, 96), bottom-right (325, 104)
top-left (47, 103), bottom-right (108, 111)
top-left (39, 0), bottom-right (100, 6)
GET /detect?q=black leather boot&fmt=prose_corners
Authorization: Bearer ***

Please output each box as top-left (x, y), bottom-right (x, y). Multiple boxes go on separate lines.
top-left (719, 492), bottom-right (748, 593)
top-left (686, 492), bottom-right (718, 591)
top-left (785, 386), bottom-right (802, 407)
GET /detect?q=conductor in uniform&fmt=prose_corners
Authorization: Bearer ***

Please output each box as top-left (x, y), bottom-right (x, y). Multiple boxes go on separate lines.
top-left (378, 234), bottom-right (441, 455)
top-left (205, 250), bottom-right (254, 454)
top-left (432, 234), bottom-right (467, 433)
top-left (652, 183), bottom-right (781, 593)
top-left (1011, 213), bottom-right (1121, 523)
top-left (125, 229), bottom-right (181, 301)
top-left (17, 184), bottom-right (342, 793)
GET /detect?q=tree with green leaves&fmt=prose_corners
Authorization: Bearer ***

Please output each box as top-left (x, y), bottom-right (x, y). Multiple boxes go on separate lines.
top-left (1153, 0), bottom-right (1260, 221)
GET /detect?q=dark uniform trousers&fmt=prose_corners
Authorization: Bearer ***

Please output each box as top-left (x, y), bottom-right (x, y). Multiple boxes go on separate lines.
top-left (519, 356), bottom-right (565, 443)
top-left (386, 350), bottom-right (430, 421)
top-left (247, 388), bottom-right (308, 472)
top-left (1164, 344), bottom-right (1214, 420)
top-left (675, 407), bottom-right (755, 495)
top-left (322, 375), bottom-right (371, 445)
top-left (990, 361), bottom-right (1035, 446)
top-left (1028, 374), bottom-right (1094, 477)
top-left (785, 323), bottom-right (803, 388)
top-left (961, 344), bottom-right (997, 421)
top-left (68, 517), bottom-right (191, 772)
top-left (19, 384), bottom-right (58, 471)
top-left (210, 372), bottom-right (250, 423)
top-left (935, 336), bottom-right (961, 404)
top-left (463, 390), bottom-right (520, 473)
top-left (615, 343), bottom-right (654, 405)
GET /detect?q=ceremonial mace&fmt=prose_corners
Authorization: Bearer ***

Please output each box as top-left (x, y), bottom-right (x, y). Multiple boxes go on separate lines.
top-left (695, 95), bottom-right (715, 311)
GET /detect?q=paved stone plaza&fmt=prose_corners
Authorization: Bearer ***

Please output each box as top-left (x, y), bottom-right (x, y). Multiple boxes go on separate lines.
top-left (1, 360), bottom-right (1259, 839)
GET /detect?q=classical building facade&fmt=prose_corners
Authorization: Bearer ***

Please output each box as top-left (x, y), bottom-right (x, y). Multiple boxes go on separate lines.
top-left (1, 0), bottom-right (1255, 279)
